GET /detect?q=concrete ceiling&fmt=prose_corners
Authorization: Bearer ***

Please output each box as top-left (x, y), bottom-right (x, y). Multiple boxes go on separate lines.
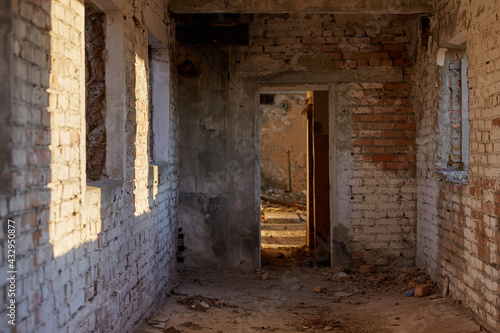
top-left (169, 0), bottom-right (433, 14)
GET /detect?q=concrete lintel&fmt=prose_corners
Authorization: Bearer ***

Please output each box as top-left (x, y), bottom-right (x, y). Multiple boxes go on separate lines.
top-left (169, 0), bottom-right (433, 14)
top-left (92, 0), bottom-right (120, 12)
top-left (259, 85), bottom-right (328, 92)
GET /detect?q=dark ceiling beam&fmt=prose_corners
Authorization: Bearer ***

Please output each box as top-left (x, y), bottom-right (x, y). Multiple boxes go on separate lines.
top-left (169, 0), bottom-right (433, 15)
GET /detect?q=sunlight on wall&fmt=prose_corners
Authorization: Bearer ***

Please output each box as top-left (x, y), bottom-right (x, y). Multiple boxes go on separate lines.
top-left (48, 0), bottom-right (88, 258)
top-left (134, 53), bottom-right (153, 216)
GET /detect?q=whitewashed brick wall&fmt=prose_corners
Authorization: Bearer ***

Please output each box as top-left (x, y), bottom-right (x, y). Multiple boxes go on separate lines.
top-left (0, 0), bottom-right (178, 332)
top-left (415, 0), bottom-right (500, 331)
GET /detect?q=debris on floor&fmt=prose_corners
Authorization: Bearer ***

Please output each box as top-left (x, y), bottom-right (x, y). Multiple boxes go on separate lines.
top-left (145, 318), bottom-right (168, 330)
top-left (164, 327), bottom-right (181, 333)
top-left (136, 266), bottom-right (483, 333)
top-left (299, 317), bottom-right (342, 331)
top-left (177, 295), bottom-right (225, 311)
top-left (359, 264), bottom-right (376, 274)
top-left (179, 321), bottom-right (203, 330)
top-left (414, 284), bottom-right (431, 297)
top-left (314, 286), bottom-right (329, 293)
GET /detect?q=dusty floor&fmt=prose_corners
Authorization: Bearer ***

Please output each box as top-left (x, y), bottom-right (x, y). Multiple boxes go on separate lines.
top-left (136, 259), bottom-right (484, 333)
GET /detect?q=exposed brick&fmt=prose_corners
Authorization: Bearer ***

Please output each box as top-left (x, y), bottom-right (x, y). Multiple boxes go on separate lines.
top-left (374, 154), bottom-right (397, 162)
top-left (374, 139), bottom-right (397, 146)
top-left (414, 284), bottom-right (431, 297)
top-left (353, 138), bottom-right (373, 146)
top-left (383, 44), bottom-right (405, 51)
top-left (371, 35), bottom-right (394, 43)
top-left (366, 52), bottom-right (389, 59)
top-left (361, 115), bottom-right (384, 122)
top-left (385, 83), bottom-right (409, 90)
top-left (344, 52), bottom-right (366, 60)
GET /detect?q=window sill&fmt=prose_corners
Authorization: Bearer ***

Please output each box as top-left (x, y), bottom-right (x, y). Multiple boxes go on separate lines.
top-left (437, 169), bottom-right (468, 184)
top-left (85, 178), bottom-right (124, 208)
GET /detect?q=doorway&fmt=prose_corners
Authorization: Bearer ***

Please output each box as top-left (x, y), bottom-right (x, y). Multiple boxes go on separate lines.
top-left (258, 89), bottom-right (331, 267)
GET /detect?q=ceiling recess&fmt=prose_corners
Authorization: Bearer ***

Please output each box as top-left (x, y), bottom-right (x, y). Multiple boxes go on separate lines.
top-left (175, 14), bottom-right (250, 46)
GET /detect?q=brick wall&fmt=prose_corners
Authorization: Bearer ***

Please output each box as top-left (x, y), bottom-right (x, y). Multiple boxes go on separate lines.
top-left (0, 0), bottom-right (178, 332)
top-left (246, 13), bottom-right (417, 268)
top-left (1, 0), bottom-right (54, 330)
top-left (239, 14), bottom-right (413, 73)
top-left (178, 12), bottom-right (417, 268)
top-left (336, 82), bottom-right (416, 267)
top-left (458, 2), bottom-right (500, 329)
top-left (414, 0), bottom-right (500, 330)
top-left (413, 16), bottom-right (441, 283)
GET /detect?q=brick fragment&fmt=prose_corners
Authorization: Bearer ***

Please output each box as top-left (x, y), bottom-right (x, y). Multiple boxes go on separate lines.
top-left (360, 265), bottom-right (376, 274)
top-left (414, 284), bottom-right (431, 297)
top-left (314, 286), bottom-right (328, 293)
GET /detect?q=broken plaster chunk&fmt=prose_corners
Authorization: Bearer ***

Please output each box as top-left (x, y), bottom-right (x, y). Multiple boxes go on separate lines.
top-left (414, 284), bottom-right (431, 297)
top-left (199, 301), bottom-right (210, 309)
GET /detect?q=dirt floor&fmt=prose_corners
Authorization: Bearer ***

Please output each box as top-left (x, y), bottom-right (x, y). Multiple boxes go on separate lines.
top-left (136, 198), bottom-right (486, 333)
top-left (135, 257), bottom-right (485, 333)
